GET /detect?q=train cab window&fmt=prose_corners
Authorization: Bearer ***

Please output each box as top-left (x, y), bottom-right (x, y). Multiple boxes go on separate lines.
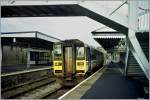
top-left (54, 44), bottom-right (62, 60)
top-left (76, 47), bottom-right (85, 59)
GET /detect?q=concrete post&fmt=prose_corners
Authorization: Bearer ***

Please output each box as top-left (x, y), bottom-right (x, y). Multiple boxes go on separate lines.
top-left (27, 44), bottom-right (30, 68)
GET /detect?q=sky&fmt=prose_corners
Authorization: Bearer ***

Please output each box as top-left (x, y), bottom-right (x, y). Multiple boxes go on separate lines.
top-left (1, 17), bottom-right (105, 47)
top-left (1, 1), bottom-right (129, 47)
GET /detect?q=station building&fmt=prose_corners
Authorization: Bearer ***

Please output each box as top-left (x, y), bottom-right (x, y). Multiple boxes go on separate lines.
top-left (1, 31), bottom-right (60, 73)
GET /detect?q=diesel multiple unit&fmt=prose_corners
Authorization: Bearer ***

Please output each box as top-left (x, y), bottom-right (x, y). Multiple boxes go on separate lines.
top-left (53, 39), bottom-right (104, 80)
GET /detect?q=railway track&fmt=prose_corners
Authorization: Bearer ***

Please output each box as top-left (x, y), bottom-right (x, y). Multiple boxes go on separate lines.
top-left (17, 80), bottom-right (63, 99)
top-left (1, 76), bottom-right (57, 99)
top-left (2, 77), bottom-right (83, 99)
top-left (2, 67), bottom-right (102, 99)
top-left (43, 87), bottom-right (73, 99)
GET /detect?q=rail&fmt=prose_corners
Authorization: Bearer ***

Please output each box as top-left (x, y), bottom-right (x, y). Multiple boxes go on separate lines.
top-left (1, 76), bottom-right (56, 99)
top-left (58, 66), bottom-right (105, 99)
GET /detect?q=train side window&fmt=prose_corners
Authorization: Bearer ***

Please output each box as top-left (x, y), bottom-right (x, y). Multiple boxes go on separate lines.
top-left (86, 48), bottom-right (90, 61)
top-left (91, 49), bottom-right (96, 60)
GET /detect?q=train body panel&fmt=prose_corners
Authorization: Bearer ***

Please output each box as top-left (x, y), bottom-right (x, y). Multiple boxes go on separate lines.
top-left (53, 60), bottom-right (63, 76)
top-left (76, 60), bottom-right (86, 75)
top-left (89, 47), bottom-right (104, 72)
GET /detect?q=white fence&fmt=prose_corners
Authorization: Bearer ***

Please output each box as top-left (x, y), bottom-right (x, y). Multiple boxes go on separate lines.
top-left (138, 1), bottom-right (150, 32)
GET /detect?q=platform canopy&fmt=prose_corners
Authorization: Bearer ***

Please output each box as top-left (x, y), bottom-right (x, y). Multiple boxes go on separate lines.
top-left (92, 31), bottom-right (126, 51)
top-left (1, 31), bottom-right (61, 49)
top-left (1, 1), bottom-right (128, 33)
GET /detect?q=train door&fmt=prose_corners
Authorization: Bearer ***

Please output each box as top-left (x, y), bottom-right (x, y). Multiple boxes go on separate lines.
top-left (64, 47), bottom-right (73, 76)
top-left (86, 47), bottom-right (91, 72)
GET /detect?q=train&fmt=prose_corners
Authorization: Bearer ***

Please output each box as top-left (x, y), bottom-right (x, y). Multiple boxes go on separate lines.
top-left (53, 39), bottom-right (104, 82)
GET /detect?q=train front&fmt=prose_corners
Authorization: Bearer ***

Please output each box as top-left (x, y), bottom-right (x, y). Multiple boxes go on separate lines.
top-left (53, 43), bottom-right (63, 77)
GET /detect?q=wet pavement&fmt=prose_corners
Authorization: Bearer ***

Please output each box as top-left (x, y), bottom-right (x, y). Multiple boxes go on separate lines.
top-left (81, 63), bottom-right (145, 99)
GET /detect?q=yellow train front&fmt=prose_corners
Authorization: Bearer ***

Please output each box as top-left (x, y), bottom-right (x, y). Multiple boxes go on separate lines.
top-left (53, 39), bottom-right (104, 81)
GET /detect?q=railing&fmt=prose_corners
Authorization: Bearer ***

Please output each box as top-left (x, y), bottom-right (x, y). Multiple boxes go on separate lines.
top-left (124, 46), bottom-right (129, 76)
top-left (138, 1), bottom-right (150, 32)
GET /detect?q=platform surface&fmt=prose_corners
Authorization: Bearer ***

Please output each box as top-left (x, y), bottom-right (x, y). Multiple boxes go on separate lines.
top-left (60, 63), bottom-right (145, 99)
top-left (2, 65), bottom-right (51, 74)
top-left (81, 63), bottom-right (145, 99)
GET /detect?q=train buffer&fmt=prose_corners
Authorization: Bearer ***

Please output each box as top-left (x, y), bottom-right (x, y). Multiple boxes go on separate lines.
top-left (59, 63), bottom-right (146, 99)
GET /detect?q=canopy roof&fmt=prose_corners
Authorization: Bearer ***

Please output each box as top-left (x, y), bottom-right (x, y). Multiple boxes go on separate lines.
top-left (1, 4), bottom-right (128, 33)
top-left (92, 31), bottom-right (125, 50)
top-left (1, 31), bottom-right (61, 49)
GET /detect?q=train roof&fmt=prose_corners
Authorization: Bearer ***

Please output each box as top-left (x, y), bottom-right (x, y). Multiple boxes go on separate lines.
top-left (55, 39), bottom-right (83, 44)
top-left (54, 39), bottom-right (103, 53)
top-left (63, 39), bottom-right (84, 44)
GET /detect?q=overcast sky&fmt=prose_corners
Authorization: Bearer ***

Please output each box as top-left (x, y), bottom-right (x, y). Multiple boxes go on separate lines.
top-left (1, 1), bottom-right (129, 47)
top-left (1, 17), bottom-right (106, 47)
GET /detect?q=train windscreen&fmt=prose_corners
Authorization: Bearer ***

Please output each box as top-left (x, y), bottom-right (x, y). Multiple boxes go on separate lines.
top-left (76, 47), bottom-right (85, 59)
top-left (54, 44), bottom-right (62, 60)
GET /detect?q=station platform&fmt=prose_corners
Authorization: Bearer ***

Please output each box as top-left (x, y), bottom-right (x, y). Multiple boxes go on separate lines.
top-left (60, 63), bottom-right (145, 99)
top-left (2, 65), bottom-right (51, 74)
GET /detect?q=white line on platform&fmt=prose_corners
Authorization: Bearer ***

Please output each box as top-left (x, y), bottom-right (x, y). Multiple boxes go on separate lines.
top-left (1, 67), bottom-right (50, 77)
top-left (58, 66), bottom-right (104, 99)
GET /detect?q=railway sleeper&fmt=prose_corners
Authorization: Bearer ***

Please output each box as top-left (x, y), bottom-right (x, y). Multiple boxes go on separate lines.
top-left (2, 75), bottom-right (49, 92)
top-left (20, 81), bottom-right (62, 99)
top-left (2, 78), bottom-right (56, 99)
